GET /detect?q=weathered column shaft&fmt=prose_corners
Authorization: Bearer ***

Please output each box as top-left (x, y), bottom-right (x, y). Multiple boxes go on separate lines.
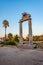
top-left (20, 22), bottom-right (22, 37)
top-left (19, 22), bottom-right (23, 44)
top-left (28, 20), bottom-right (33, 44)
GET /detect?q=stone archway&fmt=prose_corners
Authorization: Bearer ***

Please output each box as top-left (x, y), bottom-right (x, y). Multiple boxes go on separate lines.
top-left (19, 12), bottom-right (33, 45)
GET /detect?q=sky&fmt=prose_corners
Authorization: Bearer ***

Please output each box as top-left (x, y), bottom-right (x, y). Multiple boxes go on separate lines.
top-left (0, 0), bottom-right (43, 37)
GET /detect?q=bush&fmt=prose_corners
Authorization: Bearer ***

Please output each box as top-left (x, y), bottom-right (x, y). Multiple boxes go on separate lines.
top-left (6, 40), bottom-right (16, 45)
top-left (14, 35), bottom-right (19, 42)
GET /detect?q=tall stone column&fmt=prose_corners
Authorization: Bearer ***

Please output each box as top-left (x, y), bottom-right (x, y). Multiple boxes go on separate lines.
top-left (28, 19), bottom-right (33, 45)
top-left (19, 22), bottom-right (23, 44)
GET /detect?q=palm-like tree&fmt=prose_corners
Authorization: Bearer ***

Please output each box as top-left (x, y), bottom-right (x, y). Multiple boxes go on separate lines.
top-left (3, 20), bottom-right (9, 41)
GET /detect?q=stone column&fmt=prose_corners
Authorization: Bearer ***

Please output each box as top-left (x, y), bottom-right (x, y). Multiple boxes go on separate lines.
top-left (28, 19), bottom-right (33, 45)
top-left (19, 22), bottom-right (23, 44)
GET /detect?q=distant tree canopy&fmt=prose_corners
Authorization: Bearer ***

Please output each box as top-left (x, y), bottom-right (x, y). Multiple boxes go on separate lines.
top-left (33, 36), bottom-right (39, 41)
top-left (25, 36), bottom-right (29, 41)
top-left (7, 33), bottom-right (43, 41)
top-left (14, 34), bottom-right (19, 42)
top-left (25, 35), bottom-right (43, 41)
top-left (33, 35), bottom-right (43, 41)
top-left (8, 33), bottom-right (13, 40)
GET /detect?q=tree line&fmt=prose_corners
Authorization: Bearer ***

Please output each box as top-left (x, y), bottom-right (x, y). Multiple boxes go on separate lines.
top-left (24, 35), bottom-right (43, 41)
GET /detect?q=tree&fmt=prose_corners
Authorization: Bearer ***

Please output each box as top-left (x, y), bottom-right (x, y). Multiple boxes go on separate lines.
top-left (33, 36), bottom-right (39, 41)
top-left (8, 33), bottom-right (13, 40)
top-left (14, 34), bottom-right (19, 42)
top-left (25, 36), bottom-right (29, 41)
top-left (38, 35), bottom-right (43, 41)
top-left (3, 20), bottom-right (9, 41)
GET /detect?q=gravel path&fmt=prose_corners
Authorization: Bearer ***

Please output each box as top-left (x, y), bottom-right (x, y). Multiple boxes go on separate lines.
top-left (0, 47), bottom-right (43, 65)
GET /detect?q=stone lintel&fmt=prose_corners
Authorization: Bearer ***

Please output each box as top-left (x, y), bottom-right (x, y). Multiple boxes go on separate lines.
top-left (19, 18), bottom-right (31, 23)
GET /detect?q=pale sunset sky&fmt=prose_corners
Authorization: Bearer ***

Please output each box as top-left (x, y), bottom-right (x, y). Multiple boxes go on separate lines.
top-left (0, 0), bottom-right (43, 37)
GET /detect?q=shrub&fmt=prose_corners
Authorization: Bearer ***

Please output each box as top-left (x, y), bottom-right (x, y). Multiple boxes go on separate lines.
top-left (14, 35), bottom-right (19, 42)
top-left (6, 40), bottom-right (16, 45)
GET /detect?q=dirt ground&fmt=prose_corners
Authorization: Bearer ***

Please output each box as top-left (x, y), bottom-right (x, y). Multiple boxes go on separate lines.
top-left (0, 46), bottom-right (43, 65)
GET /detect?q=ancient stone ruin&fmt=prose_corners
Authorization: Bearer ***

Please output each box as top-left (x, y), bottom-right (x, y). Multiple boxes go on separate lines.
top-left (19, 12), bottom-right (33, 48)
